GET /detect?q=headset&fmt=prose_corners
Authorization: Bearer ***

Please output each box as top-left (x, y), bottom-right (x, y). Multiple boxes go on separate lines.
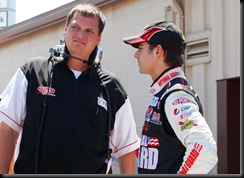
top-left (48, 39), bottom-right (103, 66)
top-left (34, 40), bottom-right (112, 173)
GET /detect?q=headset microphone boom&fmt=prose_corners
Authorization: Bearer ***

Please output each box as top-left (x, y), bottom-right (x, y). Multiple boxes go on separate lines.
top-left (49, 43), bottom-right (103, 66)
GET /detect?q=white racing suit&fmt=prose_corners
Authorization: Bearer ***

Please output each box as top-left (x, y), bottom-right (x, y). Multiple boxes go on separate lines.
top-left (138, 66), bottom-right (218, 174)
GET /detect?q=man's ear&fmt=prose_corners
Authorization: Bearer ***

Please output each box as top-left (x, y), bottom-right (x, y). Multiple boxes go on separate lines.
top-left (63, 24), bottom-right (68, 37)
top-left (155, 44), bottom-right (163, 56)
top-left (97, 33), bottom-right (102, 46)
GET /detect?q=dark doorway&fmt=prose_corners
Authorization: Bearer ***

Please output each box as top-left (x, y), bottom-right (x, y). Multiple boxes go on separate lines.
top-left (217, 77), bottom-right (240, 174)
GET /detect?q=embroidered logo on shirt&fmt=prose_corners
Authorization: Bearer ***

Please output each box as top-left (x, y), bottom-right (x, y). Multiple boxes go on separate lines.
top-left (138, 135), bottom-right (159, 170)
top-left (178, 143), bottom-right (202, 174)
top-left (146, 107), bottom-right (153, 117)
top-left (37, 86), bottom-right (56, 96)
top-left (147, 137), bottom-right (159, 147)
top-left (174, 108), bottom-right (180, 115)
top-left (149, 111), bottom-right (161, 125)
top-left (179, 118), bottom-right (198, 131)
top-left (179, 111), bottom-right (192, 120)
top-left (142, 123), bottom-right (150, 132)
top-left (158, 71), bottom-right (181, 86)
top-left (97, 95), bottom-right (107, 111)
top-left (150, 96), bottom-right (159, 107)
top-left (174, 105), bottom-right (191, 116)
top-left (172, 97), bottom-right (190, 105)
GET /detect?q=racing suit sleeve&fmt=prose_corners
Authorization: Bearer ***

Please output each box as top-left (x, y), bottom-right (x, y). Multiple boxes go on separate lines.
top-left (0, 68), bottom-right (27, 133)
top-left (164, 90), bottom-right (218, 174)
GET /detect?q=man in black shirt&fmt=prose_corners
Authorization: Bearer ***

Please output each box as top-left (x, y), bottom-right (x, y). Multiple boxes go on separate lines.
top-left (0, 3), bottom-right (139, 174)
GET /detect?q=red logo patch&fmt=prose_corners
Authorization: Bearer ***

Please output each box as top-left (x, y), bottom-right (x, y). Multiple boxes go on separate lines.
top-left (37, 86), bottom-right (55, 96)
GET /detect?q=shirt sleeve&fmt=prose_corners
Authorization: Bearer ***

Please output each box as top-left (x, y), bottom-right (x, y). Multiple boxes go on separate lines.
top-left (164, 90), bottom-right (218, 174)
top-left (0, 68), bottom-right (27, 133)
top-left (110, 97), bottom-right (140, 159)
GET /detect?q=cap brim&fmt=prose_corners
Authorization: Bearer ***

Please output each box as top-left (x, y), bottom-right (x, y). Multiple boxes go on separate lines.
top-left (123, 35), bottom-right (146, 48)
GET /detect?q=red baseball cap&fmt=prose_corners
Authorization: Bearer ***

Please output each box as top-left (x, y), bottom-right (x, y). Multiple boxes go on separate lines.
top-left (123, 21), bottom-right (186, 55)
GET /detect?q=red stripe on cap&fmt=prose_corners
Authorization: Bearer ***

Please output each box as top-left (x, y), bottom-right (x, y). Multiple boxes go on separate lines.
top-left (124, 37), bottom-right (146, 45)
top-left (140, 27), bottom-right (166, 41)
top-left (123, 27), bottom-right (166, 45)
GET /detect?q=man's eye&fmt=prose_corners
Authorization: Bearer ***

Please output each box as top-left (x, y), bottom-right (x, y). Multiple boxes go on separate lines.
top-left (86, 30), bottom-right (94, 34)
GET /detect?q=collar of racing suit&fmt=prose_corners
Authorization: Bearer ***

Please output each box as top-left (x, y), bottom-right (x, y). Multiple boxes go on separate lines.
top-left (149, 66), bottom-right (186, 96)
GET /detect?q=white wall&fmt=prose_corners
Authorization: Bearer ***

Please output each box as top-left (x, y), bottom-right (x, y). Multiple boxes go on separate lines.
top-left (101, 0), bottom-right (172, 137)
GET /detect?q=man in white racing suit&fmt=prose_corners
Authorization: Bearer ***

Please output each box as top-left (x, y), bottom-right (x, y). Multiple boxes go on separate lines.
top-left (123, 20), bottom-right (218, 174)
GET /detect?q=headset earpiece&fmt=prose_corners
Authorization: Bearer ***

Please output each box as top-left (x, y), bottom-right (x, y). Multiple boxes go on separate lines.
top-left (87, 46), bottom-right (103, 66)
